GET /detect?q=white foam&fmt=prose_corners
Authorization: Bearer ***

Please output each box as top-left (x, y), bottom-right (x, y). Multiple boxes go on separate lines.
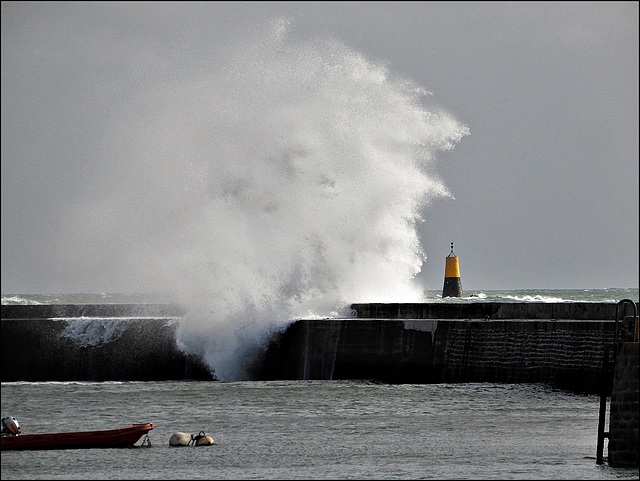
top-left (57, 318), bottom-right (131, 348)
top-left (1, 295), bottom-right (44, 305)
top-left (72, 19), bottom-right (468, 380)
top-left (503, 295), bottom-right (568, 303)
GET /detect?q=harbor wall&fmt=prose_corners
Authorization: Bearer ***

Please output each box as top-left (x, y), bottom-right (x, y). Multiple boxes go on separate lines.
top-left (252, 318), bottom-right (617, 392)
top-left (0, 302), bottom-right (624, 392)
top-left (252, 302), bottom-right (624, 393)
top-left (1, 304), bottom-right (211, 381)
top-left (608, 341), bottom-right (639, 467)
top-left (349, 302), bottom-right (618, 320)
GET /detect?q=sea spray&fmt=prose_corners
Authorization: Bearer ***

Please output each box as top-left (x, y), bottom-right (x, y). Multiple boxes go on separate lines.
top-left (57, 317), bottom-right (133, 348)
top-left (73, 20), bottom-right (469, 380)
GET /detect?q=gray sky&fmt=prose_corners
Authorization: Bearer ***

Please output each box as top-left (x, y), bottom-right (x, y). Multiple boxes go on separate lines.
top-left (2, 1), bottom-right (638, 294)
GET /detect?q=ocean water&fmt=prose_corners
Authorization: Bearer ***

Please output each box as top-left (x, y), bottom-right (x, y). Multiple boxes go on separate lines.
top-left (1, 380), bottom-right (638, 480)
top-left (2, 288), bottom-right (638, 306)
top-left (1, 289), bottom-right (638, 479)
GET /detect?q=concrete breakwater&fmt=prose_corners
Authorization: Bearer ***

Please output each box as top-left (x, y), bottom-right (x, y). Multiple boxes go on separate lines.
top-left (254, 302), bottom-right (620, 393)
top-left (1, 304), bottom-right (211, 382)
top-left (0, 302), bottom-right (624, 392)
top-left (349, 301), bottom-right (619, 320)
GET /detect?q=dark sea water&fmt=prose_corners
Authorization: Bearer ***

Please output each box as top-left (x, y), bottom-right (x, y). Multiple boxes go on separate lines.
top-left (1, 381), bottom-right (638, 480)
top-left (1, 289), bottom-right (638, 479)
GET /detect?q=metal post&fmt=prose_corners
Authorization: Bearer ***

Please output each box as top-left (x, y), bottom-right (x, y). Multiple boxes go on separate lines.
top-left (596, 346), bottom-right (611, 465)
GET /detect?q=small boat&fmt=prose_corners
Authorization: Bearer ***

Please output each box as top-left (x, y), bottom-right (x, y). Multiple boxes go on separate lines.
top-left (1, 423), bottom-right (153, 451)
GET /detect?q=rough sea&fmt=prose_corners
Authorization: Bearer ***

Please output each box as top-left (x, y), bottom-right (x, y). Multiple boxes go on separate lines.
top-left (3, 10), bottom-right (638, 479)
top-left (1, 289), bottom-right (638, 480)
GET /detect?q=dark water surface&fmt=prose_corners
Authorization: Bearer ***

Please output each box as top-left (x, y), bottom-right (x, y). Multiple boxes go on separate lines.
top-left (1, 381), bottom-right (637, 480)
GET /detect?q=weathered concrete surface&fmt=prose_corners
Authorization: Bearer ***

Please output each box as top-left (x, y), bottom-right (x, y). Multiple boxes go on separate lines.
top-left (608, 342), bottom-right (639, 467)
top-left (350, 302), bottom-right (618, 320)
top-left (1, 304), bottom-right (210, 381)
top-left (252, 318), bottom-right (617, 392)
top-left (252, 302), bottom-right (622, 392)
top-left (251, 319), bottom-right (445, 383)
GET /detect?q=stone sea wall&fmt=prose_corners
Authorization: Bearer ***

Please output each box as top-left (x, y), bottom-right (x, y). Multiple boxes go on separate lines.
top-left (0, 302), bottom-right (624, 392)
top-left (252, 318), bottom-right (617, 393)
top-left (1, 304), bottom-right (210, 382)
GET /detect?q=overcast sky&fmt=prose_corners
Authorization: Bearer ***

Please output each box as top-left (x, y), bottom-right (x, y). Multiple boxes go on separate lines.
top-left (2, 1), bottom-right (638, 295)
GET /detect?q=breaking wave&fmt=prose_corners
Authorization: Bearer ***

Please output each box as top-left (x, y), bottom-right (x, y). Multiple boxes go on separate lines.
top-left (68, 19), bottom-right (469, 379)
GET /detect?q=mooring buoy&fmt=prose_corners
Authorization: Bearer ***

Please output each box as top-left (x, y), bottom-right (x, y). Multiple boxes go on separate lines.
top-left (169, 430), bottom-right (215, 447)
top-left (169, 432), bottom-right (193, 446)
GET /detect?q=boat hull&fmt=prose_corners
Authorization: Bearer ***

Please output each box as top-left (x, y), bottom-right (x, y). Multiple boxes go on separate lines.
top-left (1, 423), bottom-right (153, 451)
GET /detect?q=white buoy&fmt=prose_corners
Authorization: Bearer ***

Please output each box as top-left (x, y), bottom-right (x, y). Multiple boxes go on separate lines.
top-left (169, 432), bottom-right (193, 447)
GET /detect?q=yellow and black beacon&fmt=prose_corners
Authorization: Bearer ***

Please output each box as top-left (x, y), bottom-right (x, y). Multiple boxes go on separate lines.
top-left (442, 242), bottom-right (463, 298)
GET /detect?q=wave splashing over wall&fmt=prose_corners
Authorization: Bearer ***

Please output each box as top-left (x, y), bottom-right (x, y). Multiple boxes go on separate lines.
top-left (75, 20), bottom-right (469, 380)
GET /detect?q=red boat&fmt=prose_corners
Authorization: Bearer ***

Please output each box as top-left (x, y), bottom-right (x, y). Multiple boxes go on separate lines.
top-left (1, 423), bottom-right (153, 451)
